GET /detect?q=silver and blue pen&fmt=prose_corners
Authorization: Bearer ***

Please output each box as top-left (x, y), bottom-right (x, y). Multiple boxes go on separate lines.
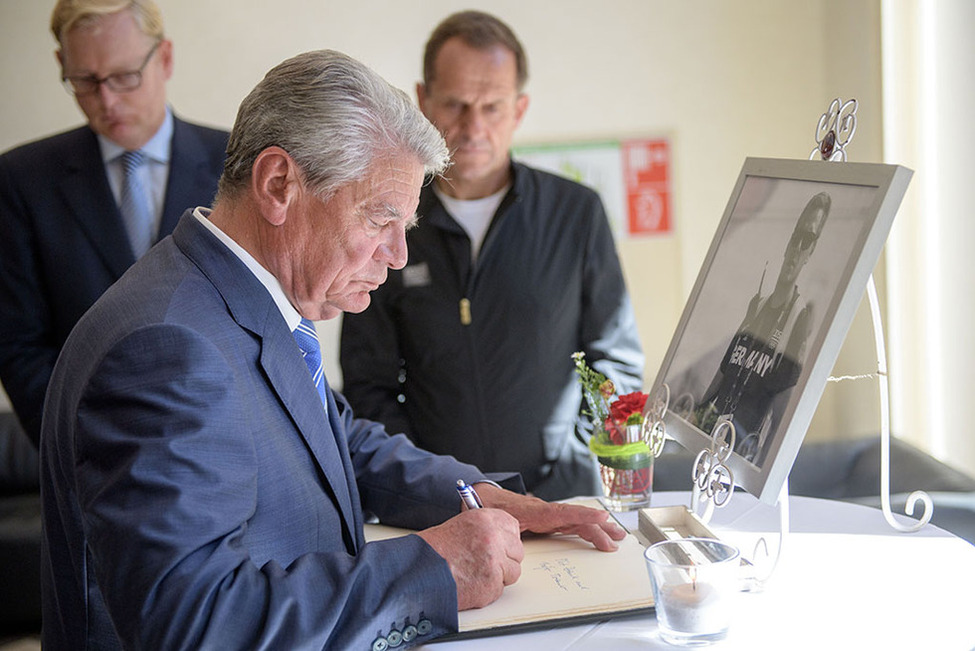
top-left (456, 479), bottom-right (483, 510)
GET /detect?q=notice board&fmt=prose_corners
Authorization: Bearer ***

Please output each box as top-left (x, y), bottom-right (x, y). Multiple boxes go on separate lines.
top-left (514, 138), bottom-right (672, 238)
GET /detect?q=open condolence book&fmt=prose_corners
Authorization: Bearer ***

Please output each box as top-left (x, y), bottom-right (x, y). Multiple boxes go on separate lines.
top-left (363, 500), bottom-right (654, 638)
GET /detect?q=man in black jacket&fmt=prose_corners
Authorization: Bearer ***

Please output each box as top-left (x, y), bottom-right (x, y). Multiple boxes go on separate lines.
top-left (341, 10), bottom-right (643, 500)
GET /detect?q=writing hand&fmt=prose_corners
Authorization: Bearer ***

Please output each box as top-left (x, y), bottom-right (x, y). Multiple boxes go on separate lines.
top-left (417, 508), bottom-right (524, 610)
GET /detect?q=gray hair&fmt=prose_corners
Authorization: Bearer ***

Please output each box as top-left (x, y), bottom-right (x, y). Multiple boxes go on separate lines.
top-left (217, 49), bottom-right (449, 202)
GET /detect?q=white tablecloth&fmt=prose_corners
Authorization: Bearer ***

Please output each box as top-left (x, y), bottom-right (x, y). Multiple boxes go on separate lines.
top-left (419, 491), bottom-right (975, 651)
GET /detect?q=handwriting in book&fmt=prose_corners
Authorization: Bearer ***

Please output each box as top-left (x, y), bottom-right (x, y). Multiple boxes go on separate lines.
top-left (532, 558), bottom-right (591, 592)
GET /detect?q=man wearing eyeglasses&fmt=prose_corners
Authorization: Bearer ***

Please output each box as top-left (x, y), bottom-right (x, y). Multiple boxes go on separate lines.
top-left (0, 0), bottom-right (228, 449)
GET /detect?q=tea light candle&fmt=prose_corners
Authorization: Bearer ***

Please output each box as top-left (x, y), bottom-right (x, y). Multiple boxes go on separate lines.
top-left (657, 581), bottom-right (725, 634)
top-left (646, 538), bottom-right (739, 644)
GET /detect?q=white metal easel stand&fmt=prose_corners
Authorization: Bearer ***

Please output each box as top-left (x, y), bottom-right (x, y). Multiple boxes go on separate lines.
top-left (865, 276), bottom-right (933, 531)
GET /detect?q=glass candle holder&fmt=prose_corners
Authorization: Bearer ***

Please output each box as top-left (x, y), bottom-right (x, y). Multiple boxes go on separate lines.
top-left (644, 538), bottom-right (740, 646)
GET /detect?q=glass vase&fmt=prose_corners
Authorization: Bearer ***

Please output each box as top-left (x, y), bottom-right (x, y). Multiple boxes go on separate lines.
top-left (597, 425), bottom-right (653, 511)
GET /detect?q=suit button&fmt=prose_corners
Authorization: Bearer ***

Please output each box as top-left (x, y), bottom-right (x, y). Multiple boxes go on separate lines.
top-left (417, 619), bottom-right (432, 635)
top-left (387, 629), bottom-right (403, 647)
top-left (402, 625), bottom-right (417, 642)
top-left (371, 637), bottom-right (389, 651)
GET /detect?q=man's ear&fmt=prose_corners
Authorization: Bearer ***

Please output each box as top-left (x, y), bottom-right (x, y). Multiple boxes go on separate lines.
top-left (416, 82), bottom-right (429, 115)
top-left (251, 147), bottom-right (298, 226)
top-left (157, 39), bottom-right (175, 82)
top-left (513, 92), bottom-right (530, 128)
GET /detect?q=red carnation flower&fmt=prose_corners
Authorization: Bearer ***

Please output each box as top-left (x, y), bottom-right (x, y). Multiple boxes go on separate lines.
top-left (609, 392), bottom-right (648, 424)
top-left (603, 391), bottom-right (648, 444)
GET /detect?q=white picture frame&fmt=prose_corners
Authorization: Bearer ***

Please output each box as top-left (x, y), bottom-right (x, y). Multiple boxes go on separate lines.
top-left (651, 157), bottom-right (912, 504)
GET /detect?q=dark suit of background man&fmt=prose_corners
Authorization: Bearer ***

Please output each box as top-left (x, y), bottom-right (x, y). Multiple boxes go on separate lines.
top-left (41, 48), bottom-right (625, 650)
top-left (341, 10), bottom-right (644, 501)
top-left (0, 0), bottom-right (228, 449)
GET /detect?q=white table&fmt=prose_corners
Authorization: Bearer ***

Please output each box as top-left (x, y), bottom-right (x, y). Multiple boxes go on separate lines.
top-left (419, 491), bottom-right (975, 650)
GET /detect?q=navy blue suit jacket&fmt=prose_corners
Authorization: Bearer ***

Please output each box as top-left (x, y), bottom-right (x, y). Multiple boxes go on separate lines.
top-left (0, 117), bottom-right (228, 445)
top-left (40, 213), bottom-right (498, 649)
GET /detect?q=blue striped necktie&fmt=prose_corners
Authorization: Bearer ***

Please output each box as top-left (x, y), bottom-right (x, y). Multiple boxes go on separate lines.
top-left (119, 150), bottom-right (154, 257)
top-left (293, 318), bottom-right (327, 410)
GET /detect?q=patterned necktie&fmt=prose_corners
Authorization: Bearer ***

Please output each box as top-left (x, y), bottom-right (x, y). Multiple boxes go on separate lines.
top-left (293, 318), bottom-right (327, 410)
top-left (119, 150), bottom-right (154, 258)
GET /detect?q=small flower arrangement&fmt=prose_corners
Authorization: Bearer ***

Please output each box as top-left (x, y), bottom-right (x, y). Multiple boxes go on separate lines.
top-left (572, 352), bottom-right (653, 511)
top-left (572, 352), bottom-right (653, 508)
top-left (572, 351), bottom-right (648, 448)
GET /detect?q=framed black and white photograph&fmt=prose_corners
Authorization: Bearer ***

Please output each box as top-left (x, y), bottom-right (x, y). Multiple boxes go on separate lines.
top-left (652, 157), bottom-right (912, 504)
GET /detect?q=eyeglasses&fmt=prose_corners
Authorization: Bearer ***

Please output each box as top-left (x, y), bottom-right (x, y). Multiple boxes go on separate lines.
top-left (61, 40), bottom-right (161, 96)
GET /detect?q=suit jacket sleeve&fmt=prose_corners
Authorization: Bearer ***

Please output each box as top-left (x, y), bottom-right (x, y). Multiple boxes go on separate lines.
top-left (334, 390), bottom-right (522, 530)
top-left (70, 325), bottom-right (460, 650)
top-left (0, 151), bottom-right (62, 444)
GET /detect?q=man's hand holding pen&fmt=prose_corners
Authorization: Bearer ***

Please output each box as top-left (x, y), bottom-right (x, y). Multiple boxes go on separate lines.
top-left (416, 481), bottom-right (628, 611)
top-left (417, 507), bottom-right (524, 610)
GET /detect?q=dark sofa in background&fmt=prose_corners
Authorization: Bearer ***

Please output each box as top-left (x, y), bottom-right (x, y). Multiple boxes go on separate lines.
top-left (0, 411), bottom-right (41, 637)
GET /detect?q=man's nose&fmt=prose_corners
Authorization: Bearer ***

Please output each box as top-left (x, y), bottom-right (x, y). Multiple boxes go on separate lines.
top-left (459, 107), bottom-right (485, 135)
top-left (377, 227), bottom-right (409, 270)
top-left (95, 83), bottom-right (121, 109)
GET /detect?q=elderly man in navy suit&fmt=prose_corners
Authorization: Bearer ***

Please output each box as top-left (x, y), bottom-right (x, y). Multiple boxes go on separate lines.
top-left (0, 0), bottom-right (228, 448)
top-left (40, 49), bottom-right (626, 650)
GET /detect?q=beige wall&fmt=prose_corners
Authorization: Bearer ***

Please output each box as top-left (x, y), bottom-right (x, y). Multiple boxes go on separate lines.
top-left (7, 2), bottom-right (964, 475)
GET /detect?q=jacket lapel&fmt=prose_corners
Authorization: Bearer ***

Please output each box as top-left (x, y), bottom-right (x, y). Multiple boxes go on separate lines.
top-left (160, 118), bottom-right (218, 239)
top-left (258, 326), bottom-right (359, 552)
top-left (61, 128), bottom-right (136, 277)
top-left (173, 215), bottom-right (359, 551)
top-left (322, 379), bottom-right (365, 546)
